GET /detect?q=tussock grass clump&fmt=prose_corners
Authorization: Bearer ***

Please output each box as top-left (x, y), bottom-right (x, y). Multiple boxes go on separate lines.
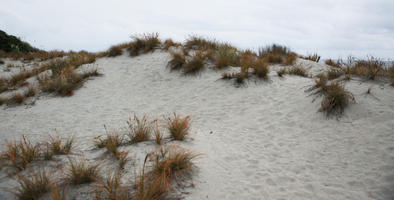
top-left (252, 59), bottom-right (269, 79)
top-left (305, 74), bottom-right (328, 96)
top-left (94, 131), bottom-right (124, 150)
top-left (12, 169), bottom-right (51, 200)
top-left (214, 45), bottom-right (239, 69)
top-left (163, 39), bottom-right (180, 50)
top-left (320, 82), bottom-right (355, 117)
top-left (0, 59), bottom-right (4, 64)
top-left (284, 53), bottom-right (297, 65)
top-left (128, 33), bottom-right (161, 57)
top-left (127, 114), bottom-right (152, 143)
top-left (302, 53), bottom-right (321, 62)
top-left (185, 36), bottom-right (218, 50)
top-left (6, 92), bottom-right (27, 105)
top-left (389, 65), bottom-right (394, 86)
top-left (353, 56), bottom-right (385, 80)
top-left (327, 68), bottom-right (344, 80)
top-left (95, 171), bottom-right (130, 200)
top-left (49, 183), bottom-right (67, 200)
top-left (2, 136), bottom-right (40, 170)
top-left (154, 120), bottom-right (163, 145)
top-left (259, 44), bottom-right (295, 65)
top-left (133, 146), bottom-right (198, 200)
top-left (66, 157), bottom-right (100, 184)
top-left (277, 68), bottom-right (286, 77)
top-left (38, 67), bottom-right (83, 96)
top-left (167, 113), bottom-right (191, 141)
top-left (325, 59), bottom-right (342, 68)
top-left (183, 51), bottom-right (206, 75)
top-left (107, 45), bottom-right (124, 57)
top-left (133, 169), bottom-right (169, 200)
top-left (47, 135), bottom-right (74, 155)
top-left (287, 66), bottom-right (308, 77)
top-left (167, 51), bottom-right (186, 71)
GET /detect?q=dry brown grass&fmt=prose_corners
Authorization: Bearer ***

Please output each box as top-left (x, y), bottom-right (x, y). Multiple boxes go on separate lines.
top-left (127, 114), bottom-right (152, 143)
top-left (287, 66), bottom-right (308, 77)
top-left (389, 65), bottom-right (394, 86)
top-left (259, 44), bottom-right (295, 65)
top-left (128, 33), bottom-right (161, 57)
top-left (325, 59), bottom-right (342, 68)
top-left (252, 59), bottom-right (269, 79)
top-left (133, 146), bottom-right (198, 200)
top-left (352, 56), bottom-right (385, 80)
top-left (12, 169), bottom-right (51, 200)
top-left (320, 81), bottom-right (355, 117)
top-left (95, 171), bottom-right (130, 200)
top-left (47, 135), bottom-right (74, 155)
top-left (284, 53), bottom-right (297, 65)
top-left (167, 113), bottom-right (191, 141)
top-left (277, 68), bottom-right (286, 77)
top-left (153, 120), bottom-right (163, 145)
top-left (167, 51), bottom-right (186, 71)
top-left (66, 157), bottom-right (100, 184)
top-left (301, 53), bottom-right (321, 62)
top-left (1, 136), bottom-right (40, 170)
top-left (163, 39), bottom-right (181, 50)
top-left (183, 51), bottom-right (206, 75)
top-left (185, 36), bottom-right (219, 50)
top-left (327, 68), bottom-right (344, 80)
top-left (107, 45), bottom-right (124, 57)
top-left (214, 45), bottom-right (239, 69)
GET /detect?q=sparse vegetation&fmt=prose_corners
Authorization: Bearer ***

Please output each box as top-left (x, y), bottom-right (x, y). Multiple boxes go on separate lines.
top-left (95, 171), bottom-right (130, 200)
top-left (66, 157), bottom-right (100, 184)
top-left (163, 39), bottom-right (180, 50)
top-left (327, 68), bottom-right (344, 80)
top-left (12, 169), bottom-right (51, 200)
top-left (107, 45), bottom-right (124, 57)
top-left (252, 59), bottom-right (269, 79)
top-left (167, 113), bottom-right (191, 141)
top-left (185, 36), bottom-right (218, 50)
top-left (2, 136), bottom-right (40, 170)
top-left (277, 68), bottom-right (286, 77)
top-left (183, 51), bottom-right (206, 75)
top-left (167, 51), bottom-right (186, 71)
top-left (325, 59), bottom-right (342, 68)
top-left (302, 53), bottom-right (321, 62)
top-left (215, 45), bottom-right (239, 69)
top-left (259, 44), bottom-right (295, 65)
top-left (389, 65), bottom-right (394, 86)
top-left (127, 114), bottom-right (152, 143)
top-left (128, 33), bottom-right (161, 57)
top-left (287, 66), bottom-right (308, 77)
top-left (320, 81), bottom-right (355, 117)
top-left (47, 135), bottom-right (74, 155)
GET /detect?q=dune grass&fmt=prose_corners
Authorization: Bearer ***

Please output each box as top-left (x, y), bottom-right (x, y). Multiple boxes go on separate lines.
top-left (95, 170), bottom-right (130, 200)
top-left (327, 68), bottom-right (344, 80)
top-left (167, 51), bottom-right (186, 71)
top-left (302, 53), bottom-right (321, 62)
top-left (12, 169), bottom-right (51, 200)
top-left (252, 59), bottom-right (269, 79)
top-left (2, 136), bottom-right (40, 170)
top-left (47, 135), bottom-right (74, 155)
top-left (320, 81), bottom-right (355, 117)
top-left (258, 44), bottom-right (295, 65)
top-left (128, 33), bottom-right (161, 57)
top-left (66, 157), bottom-right (100, 184)
top-left (127, 114), bottom-right (152, 143)
top-left (167, 113), bottom-right (191, 141)
top-left (325, 59), bottom-right (342, 68)
top-left (107, 45), bottom-right (124, 57)
top-left (287, 66), bottom-right (308, 77)
top-left (185, 36), bottom-right (219, 50)
top-left (214, 45), bottom-right (239, 69)
top-left (183, 51), bottom-right (206, 75)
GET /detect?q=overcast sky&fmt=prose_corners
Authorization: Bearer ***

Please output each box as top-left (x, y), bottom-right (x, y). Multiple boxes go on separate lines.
top-left (1, 0), bottom-right (393, 60)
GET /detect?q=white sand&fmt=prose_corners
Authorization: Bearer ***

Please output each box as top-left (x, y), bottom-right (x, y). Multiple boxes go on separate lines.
top-left (0, 51), bottom-right (393, 199)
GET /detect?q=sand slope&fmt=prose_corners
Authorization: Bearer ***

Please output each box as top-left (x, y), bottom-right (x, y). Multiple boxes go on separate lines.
top-left (0, 51), bottom-right (393, 199)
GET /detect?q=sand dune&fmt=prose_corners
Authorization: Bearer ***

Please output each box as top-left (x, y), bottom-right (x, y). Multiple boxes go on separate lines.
top-left (0, 50), bottom-right (393, 199)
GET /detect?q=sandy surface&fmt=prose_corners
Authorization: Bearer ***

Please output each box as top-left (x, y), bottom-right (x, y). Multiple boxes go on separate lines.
top-left (0, 51), bottom-right (393, 199)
